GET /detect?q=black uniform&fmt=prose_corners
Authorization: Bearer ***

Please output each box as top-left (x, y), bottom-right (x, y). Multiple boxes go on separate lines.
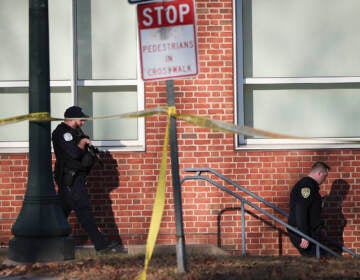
top-left (288, 176), bottom-right (325, 256)
top-left (52, 122), bottom-right (109, 251)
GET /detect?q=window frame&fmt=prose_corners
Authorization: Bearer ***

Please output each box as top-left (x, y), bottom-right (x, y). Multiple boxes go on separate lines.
top-left (234, 0), bottom-right (360, 150)
top-left (0, 0), bottom-right (145, 153)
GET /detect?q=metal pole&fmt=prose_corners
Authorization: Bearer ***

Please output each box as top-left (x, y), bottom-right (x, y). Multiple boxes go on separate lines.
top-left (8, 0), bottom-right (74, 262)
top-left (166, 79), bottom-right (188, 273)
top-left (241, 200), bottom-right (246, 255)
top-left (316, 244), bottom-right (320, 258)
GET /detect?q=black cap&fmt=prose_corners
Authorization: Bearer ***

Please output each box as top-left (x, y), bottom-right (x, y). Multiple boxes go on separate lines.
top-left (64, 106), bottom-right (89, 118)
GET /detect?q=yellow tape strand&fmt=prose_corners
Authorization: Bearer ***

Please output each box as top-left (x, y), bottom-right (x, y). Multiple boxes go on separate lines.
top-left (2, 106), bottom-right (342, 280)
top-left (0, 107), bottom-right (167, 126)
top-left (136, 107), bottom-right (175, 280)
top-left (0, 112), bottom-right (58, 126)
top-left (0, 107), bottom-right (303, 140)
top-left (0, 107), bottom-right (302, 280)
top-left (75, 107), bottom-right (168, 121)
top-left (1, 107), bottom-right (358, 142)
top-left (177, 113), bottom-right (300, 139)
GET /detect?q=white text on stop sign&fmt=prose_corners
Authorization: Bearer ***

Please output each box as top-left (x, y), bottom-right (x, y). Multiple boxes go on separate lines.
top-left (141, 4), bottom-right (190, 27)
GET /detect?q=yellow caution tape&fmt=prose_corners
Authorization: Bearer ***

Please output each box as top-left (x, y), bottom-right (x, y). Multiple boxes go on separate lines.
top-left (135, 108), bottom-right (300, 279)
top-left (0, 106), bottom-right (300, 280)
top-left (0, 112), bottom-right (60, 126)
top-left (136, 107), bottom-right (175, 280)
top-left (3, 107), bottom-right (360, 280)
top-left (0, 107), bottom-right (168, 126)
top-left (176, 113), bottom-right (300, 139)
top-left (0, 107), bottom-right (302, 280)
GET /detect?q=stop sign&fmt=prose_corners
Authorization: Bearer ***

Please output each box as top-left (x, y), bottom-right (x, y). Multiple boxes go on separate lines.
top-left (137, 0), bottom-right (198, 81)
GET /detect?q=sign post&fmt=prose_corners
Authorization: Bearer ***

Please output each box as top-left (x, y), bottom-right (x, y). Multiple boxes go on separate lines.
top-left (166, 79), bottom-right (187, 273)
top-left (137, 0), bottom-right (198, 273)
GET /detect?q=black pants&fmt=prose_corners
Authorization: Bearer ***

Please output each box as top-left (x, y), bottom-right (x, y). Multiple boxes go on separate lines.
top-left (58, 176), bottom-right (108, 251)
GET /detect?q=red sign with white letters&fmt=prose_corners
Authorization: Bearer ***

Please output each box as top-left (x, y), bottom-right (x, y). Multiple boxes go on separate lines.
top-left (137, 0), bottom-right (198, 81)
top-left (138, 1), bottom-right (195, 29)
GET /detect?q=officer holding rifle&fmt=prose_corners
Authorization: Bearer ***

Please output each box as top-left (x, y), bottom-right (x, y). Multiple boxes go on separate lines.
top-left (52, 106), bottom-right (123, 253)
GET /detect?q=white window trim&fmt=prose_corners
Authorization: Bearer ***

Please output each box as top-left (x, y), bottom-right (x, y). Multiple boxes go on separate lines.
top-left (0, 1), bottom-right (145, 153)
top-left (71, 0), bottom-right (145, 151)
top-left (237, 77), bottom-right (360, 150)
top-left (0, 142), bottom-right (29, 153)
top-left (234, 0), bottom-right (360, 150)
top-left (241, 138), bottom-right (360, 150)
top-left (245, 77), bottom-right (360, 85)
top-left (0, 81), bottom-right (72, 87)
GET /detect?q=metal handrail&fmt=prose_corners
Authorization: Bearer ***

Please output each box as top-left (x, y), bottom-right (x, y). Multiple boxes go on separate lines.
top-left (181, 167), bottom-right (359, 258)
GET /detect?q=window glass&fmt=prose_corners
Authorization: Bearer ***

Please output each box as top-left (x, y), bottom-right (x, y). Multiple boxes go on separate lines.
top-left (0, 0), bottom-right (28, 80)
top-left (49, 0), bottom-right (72, 80)
top-left (77, 0), bottom-right (137, 80)
top-left (0, 0), bottom-right (143, 147)
top-left (241, 0), bottom-right (360, 142)
top-left (78, 86), bottom-right (139, 140)
top-left (244, 85), bottom-right (360, 138)
top-left (50, 87), bottom-right (73, 132)
top-left (0, 0), bottom-right (72, 81)
top-left (0, 88), bottom-right (73, 142)
top-left (0, 88), bottom-right (28, 141)
top-left (244, 0), bottom-right (360, 77)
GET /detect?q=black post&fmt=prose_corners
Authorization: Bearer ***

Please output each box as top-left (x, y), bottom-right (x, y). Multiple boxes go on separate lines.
top-left (8, 0), bottom-right (74, 262)
top-left (166, 80), bottom-right (188, 273)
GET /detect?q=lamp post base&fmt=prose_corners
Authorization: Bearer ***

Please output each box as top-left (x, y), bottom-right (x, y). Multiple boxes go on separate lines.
top-left (8, 236), bottom-right (74, 263)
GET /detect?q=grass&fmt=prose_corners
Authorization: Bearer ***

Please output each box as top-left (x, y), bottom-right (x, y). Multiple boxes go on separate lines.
top-left (0, 250), bottom-right (360, 279)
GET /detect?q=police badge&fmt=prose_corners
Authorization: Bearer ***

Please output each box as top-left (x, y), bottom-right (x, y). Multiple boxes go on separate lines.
top-left (63, 132), bottom-right (73, 142)
top-left (301, 187), bottom-right (311, 198)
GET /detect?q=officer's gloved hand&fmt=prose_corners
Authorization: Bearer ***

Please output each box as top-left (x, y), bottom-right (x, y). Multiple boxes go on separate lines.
top-left (78, 138), bottom-right (91, 150)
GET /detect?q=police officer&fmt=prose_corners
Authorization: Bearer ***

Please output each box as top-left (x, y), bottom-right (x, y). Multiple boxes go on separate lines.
top-left (287, 161), bottom-right (329, 257)
top-left (52, 106), bottom-right (123, 253)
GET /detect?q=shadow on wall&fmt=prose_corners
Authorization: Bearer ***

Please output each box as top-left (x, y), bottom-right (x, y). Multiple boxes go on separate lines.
top-left (75, 150), bottom-right (123, 247)
top-left (322, 179), bottom-right (350, 254)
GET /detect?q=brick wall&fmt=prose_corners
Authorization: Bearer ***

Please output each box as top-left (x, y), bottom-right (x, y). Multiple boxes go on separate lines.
top-left (1, 150), bottom-right (360, 255)
top-left (1, 0), bottom-right (360, 257)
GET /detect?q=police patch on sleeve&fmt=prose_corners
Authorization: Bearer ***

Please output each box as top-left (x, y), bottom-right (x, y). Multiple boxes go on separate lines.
top-left (301, 187), bottom-right (311, 199)
top-left (63, 132), bottom-right (73, 142)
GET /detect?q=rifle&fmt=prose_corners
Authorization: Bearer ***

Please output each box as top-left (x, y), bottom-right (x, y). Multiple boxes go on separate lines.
top-left (75, 128), bottom-right (103, 167)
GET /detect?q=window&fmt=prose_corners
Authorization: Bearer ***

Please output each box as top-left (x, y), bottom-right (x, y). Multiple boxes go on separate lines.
top-left (235, 0), bottom-right (360, 149)
top-left (0, 0), bottom-right (144, 152)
